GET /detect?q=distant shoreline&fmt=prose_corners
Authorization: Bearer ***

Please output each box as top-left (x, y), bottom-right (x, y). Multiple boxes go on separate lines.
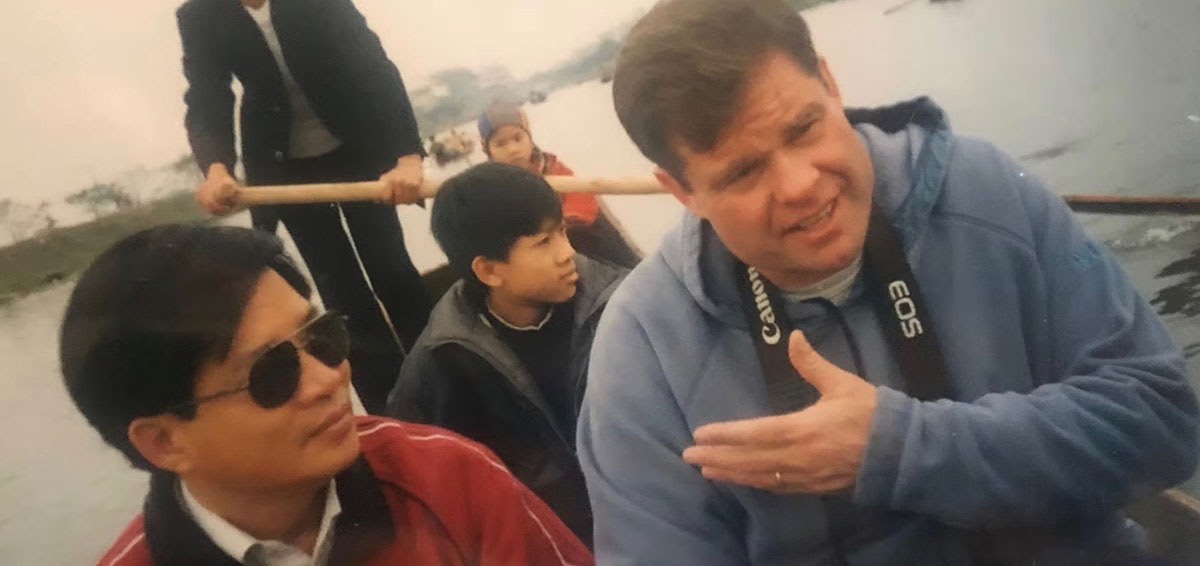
top-left (0, 192), bottom-right (209, 305)
top-left (0, 1), bottom-right (853, 307)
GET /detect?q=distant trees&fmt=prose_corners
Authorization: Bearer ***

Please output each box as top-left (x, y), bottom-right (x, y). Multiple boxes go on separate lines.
top-left (411, 35), bottom-right (624, 135)
top-left (66, 182), bottom-right (136, 219)
top-left (412, 65), bottom-right (524, 135)
top-left (784, 0), bottom-right (835, 10)
top-left (1, 158), bottom-right (206, 247)
top-left (524, 36), bottom-right (620, 93)
top-left (169, 154), bottom-right (197, 173)
top-left (0, 198), bottom-right (55, 243)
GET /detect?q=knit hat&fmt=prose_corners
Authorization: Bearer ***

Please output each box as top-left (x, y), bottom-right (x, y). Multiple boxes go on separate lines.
top-left (477, 101), bottom-right (531, 148)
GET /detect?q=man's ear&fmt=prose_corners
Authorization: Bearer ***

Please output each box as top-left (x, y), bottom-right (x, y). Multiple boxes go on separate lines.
top-left (655, 166), bottom-right (697, 212)
top-left (817, 56), bottom-right (842, 101)
top-left (128, 415), bottom-right (194, 474)
top-left (471, 255), bottom-right (504, 289)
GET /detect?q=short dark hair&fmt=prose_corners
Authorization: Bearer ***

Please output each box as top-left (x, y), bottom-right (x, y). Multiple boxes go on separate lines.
top-left (430, 162), bottom-right (563, 300)
top-left (612, 0), bottom-right (820, 181)
top-left (59, 224), bottom-right (311, 470)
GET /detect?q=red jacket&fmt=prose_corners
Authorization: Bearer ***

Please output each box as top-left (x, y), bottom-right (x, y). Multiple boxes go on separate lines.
top-left (541, 153), bottom-right (598, 226)
top-left (97, 416), bottom-right (592, 566)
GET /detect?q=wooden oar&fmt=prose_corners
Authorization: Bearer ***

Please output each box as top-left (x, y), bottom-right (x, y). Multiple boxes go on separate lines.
top-left (235, 178), bottom-right (1200, 216)
top-left (1061, 195), bottom-right (1200, 215)
top-left (234, 175), bottom-right (665, 206)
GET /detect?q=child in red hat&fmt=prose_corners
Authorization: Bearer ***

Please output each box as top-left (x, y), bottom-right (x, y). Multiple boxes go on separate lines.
top-left (478, 101), bottom-right (641, 268)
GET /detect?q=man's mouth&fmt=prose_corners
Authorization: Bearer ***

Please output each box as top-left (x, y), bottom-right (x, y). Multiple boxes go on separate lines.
top-left (786, 201), bottom-right (836, 233)
top-left (310, 403), bottom-right (352, 439)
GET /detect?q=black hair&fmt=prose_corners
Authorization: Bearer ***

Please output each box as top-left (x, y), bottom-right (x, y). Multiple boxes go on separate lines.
top-left (59, 224), bottom-right (311, 470)
top-left (430, 162), bottom-right (563, 302)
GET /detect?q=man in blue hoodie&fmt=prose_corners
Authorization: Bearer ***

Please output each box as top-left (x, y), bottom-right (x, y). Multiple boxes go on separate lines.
top-left (577, 0), bottom-right (1200, 564)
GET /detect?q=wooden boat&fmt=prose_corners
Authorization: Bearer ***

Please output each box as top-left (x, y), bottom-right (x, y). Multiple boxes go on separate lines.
top-left (239, 180), bottom-right (1200, 565)
top-left (429, 131), bottom-right (476, 166)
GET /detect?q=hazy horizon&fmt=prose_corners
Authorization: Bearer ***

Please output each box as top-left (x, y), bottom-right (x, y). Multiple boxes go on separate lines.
top-left (0, 0), bottom-right (655, 204)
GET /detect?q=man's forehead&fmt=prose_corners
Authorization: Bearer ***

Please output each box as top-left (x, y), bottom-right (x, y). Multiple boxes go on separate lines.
top-left (675, 52), bottom-right (828, 165)
top-left (676, 99), bottom-right (825, 177)
top-left (506, 218), bottom-right (558, 247)
top-left (524, 217), bottom-right (565, 236)
top-left (227, 273), bottom-right (315, 358)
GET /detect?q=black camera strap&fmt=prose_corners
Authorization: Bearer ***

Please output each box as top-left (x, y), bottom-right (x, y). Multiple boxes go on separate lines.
top-left (733, 205), bottom-right (954, 565)
top-left (734, 205), bottom-right (951, 414)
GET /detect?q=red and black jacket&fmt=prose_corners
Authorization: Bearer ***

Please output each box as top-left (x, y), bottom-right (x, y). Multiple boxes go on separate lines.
top-left (97, 417), bottom-right (591, 566)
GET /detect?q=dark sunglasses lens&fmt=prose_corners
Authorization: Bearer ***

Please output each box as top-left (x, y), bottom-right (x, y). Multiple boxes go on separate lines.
top-left (248, 342), bottom-right (301, 409)
top-left (303, 314), bottom-right (350, 368)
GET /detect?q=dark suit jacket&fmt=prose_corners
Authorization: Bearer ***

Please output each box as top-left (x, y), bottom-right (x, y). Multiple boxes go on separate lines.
top-left (176, 0), bottom-right (424, 182)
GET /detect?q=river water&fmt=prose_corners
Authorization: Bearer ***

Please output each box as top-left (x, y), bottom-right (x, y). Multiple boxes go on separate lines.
top-left (3, 0), bottom-right (1199, 562)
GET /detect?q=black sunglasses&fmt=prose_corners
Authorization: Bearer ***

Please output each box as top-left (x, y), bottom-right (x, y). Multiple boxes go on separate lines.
top-left (167, 310), bottom-right (350, 412)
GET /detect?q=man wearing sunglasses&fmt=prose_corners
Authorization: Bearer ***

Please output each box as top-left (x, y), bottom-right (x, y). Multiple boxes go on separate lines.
top-left (62, 224), bottom-right (590, 566)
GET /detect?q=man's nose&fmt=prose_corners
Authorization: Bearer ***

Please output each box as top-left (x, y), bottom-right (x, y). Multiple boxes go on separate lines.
top-left (294, 348), bottom-right (348, 403)
top-left (770, 150), bottom-right (821, 205)
top-left (557, 232), bottom-right (576, 262)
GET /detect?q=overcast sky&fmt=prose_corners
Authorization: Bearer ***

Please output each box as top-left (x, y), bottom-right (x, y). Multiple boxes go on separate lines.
top-left (0, 0), bottom-right (656, 202)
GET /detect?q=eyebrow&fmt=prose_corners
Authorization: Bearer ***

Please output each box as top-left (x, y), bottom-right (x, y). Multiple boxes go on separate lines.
top-left (784, 102), bottom-right (826, 140)
top-left (713, 153), bottom-right (769, 191)
top-left (712, 102), bottom-right (826, 190)
top-left (241, 305), bottom-right (319, 363)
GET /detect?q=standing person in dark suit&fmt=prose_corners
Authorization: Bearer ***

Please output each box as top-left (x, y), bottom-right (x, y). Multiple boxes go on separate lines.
top-left (176, 0), bottom-right (432, 413)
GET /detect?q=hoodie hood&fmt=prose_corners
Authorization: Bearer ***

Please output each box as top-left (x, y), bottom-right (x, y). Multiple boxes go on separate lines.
top-left (659, 96), bottom-right (954, 328)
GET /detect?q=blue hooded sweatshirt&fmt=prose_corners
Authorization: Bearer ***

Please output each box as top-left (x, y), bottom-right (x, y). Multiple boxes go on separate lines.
top-left (577, 98), bottom-right (1200, 565)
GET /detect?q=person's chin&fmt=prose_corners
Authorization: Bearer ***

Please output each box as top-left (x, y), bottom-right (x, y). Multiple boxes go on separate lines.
top-left (547, 284), bottom-right (578, 304)
top-left (252, 441), bottom-right (359, 489)
top-left (811, 240), bottom-right (862, 274)
top-left (318, 433), bottom-right (362, 475)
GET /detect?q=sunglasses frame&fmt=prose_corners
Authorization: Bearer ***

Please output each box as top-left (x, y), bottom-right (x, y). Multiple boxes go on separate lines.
top-left (164, 310), bottom-right (348, 414)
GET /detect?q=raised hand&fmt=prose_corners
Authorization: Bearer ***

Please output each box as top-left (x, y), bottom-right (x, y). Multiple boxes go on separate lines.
top-left (682, 330), bottom-right (878, 493)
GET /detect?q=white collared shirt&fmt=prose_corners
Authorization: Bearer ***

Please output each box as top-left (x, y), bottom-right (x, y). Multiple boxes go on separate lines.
top-left (180, 480), bottom-right (342, 566)
top-left (484, 301), bottom-right (555, 331)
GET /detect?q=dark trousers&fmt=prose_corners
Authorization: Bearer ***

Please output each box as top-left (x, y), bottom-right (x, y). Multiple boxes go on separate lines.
top-left (249, 145), bottom-right (430, 413)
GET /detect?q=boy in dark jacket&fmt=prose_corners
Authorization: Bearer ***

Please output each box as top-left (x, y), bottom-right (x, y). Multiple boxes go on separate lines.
top-left (65, 225), bottom-right (590, 566)
top-left (386, 163), bottom-right (628, 547)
